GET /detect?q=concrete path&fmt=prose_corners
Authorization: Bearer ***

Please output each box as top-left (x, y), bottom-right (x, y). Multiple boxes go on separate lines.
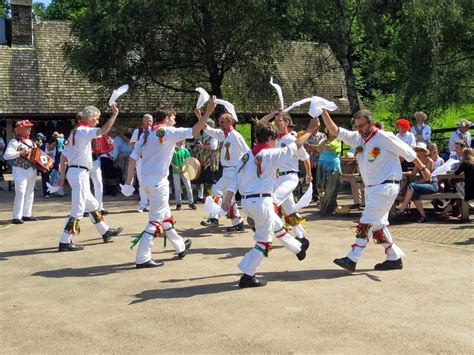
top-left (0, 181), bottom-right (473, 353)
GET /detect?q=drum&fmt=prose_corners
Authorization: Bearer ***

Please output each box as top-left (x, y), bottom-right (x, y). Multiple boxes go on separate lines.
top-left (182, 157), bottom-right (201, 181)
top-left (28, 148), bottom-right (54, 173)
top-left (341, 157), bottom-right (359, 175)
top-left (92, 135), bottom-right (114, 155)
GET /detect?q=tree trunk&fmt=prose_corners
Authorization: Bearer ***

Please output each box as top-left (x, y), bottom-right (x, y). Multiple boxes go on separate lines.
top-left (340, 56), bottom-right (360, 115)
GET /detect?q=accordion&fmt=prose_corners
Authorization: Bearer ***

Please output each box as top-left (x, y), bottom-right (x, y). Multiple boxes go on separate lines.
top-left (28, 148), bottom-right (54, 173)
top-left (92, 135), bottom-right (114, 155)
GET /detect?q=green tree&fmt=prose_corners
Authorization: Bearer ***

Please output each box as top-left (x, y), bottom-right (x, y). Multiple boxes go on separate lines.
top-left (63, 0), bottom-right (285, 99)
top-left (1, 0), bottom-right (10, 17)
top-left (42, 0), bottom-right (88, 20)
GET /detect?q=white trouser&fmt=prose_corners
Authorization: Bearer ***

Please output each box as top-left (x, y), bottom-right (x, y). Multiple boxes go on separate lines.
top-left (210, 166), bottom-right (241, 224)
top-left (136, 159), bottom-right (149, 210)
top-left (347, 183), bottom-right (405, 262)
top-left (135, 177), bottom-right (185, 264)
top-left (90, 159), bottom-right (103, 210)
top-left (273, 174), bottom-right (305, 238)
top-left (59, 167), bottom-right (110, 244)
top-left (238, 197), bottom-right (302, 276)
top-left (172, 173), bottom-right (194, 204)
top-left (12, 166), bottom-right (36, 220)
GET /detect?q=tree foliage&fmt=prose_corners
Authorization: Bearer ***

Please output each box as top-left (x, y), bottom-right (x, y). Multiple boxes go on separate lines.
top-left (63, 0), bottom-right (286, 99)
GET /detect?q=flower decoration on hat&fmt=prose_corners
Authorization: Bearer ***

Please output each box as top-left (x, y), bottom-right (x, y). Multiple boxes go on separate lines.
top-left (14, 120), bottom-right (34, 130)
top-left (367, 147), bottom-right (381, 162)
top-left (156, 128), bottom-right (165, 144)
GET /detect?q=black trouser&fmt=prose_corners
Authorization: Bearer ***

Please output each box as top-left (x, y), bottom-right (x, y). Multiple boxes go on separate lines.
top-left (311, 167), bottom-right (319, 198)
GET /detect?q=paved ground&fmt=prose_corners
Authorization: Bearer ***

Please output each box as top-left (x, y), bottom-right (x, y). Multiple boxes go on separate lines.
top-left (0, 178), bottom-right (473, 353)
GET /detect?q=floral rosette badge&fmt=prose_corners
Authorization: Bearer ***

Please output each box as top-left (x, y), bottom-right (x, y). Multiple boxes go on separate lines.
top-left (367, 147), bottom-right (381, 162)
top-left (254, 155), bottom-right (263, 178)
top-left (156, 128), bottom-right (165, 144)
top-left (238, 153), bottom-right (249, 172)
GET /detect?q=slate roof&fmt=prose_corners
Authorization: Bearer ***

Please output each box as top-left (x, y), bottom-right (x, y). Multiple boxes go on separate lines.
top-left (0, 21), bottom-right (352, 118)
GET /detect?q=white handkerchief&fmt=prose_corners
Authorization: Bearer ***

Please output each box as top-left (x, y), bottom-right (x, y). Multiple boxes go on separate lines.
top-left (195, 87), bottom-right (210, 109)
top-left (46, 182), bottom-right (61, 194)
top-left (120, 184), bottom-right (135, 197)
top-left (431, 158), bottom-right (460, 177)
top-left (108, 84), bottom-right (129, 106)
top-left (294, 185), bottom-right (313, 211)
top-left (203, 196), bottom-right (227, 216)
top-left (309, 96), bottom-right (337, 116)
top-left (283, 97), bottom-right (313, 113)
top-left (215, 99), bottom-right (238, 122)
top-left (269, 77), bottom-right (284, 110)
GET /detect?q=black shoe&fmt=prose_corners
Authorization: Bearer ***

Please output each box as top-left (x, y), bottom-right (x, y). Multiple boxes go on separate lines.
top-left (22, 216), bottom-right (37, 222)
top-left (101, 210), bottom-right (109, 216)
top-left (189, 203), bottom-right (197, 210)
top-left (136, 259), bottom-right (164, 269)
top-left (176, 204), bottom-right (182, 211)
top-left (58, 242), bottom-right (84, 252)
top-left (196, 198), bottom-right (205, 204)
top-left (12, 219), bottom-right (23, 224)
top-left (201, 218), bottom-right (218, 227)
top-left (83, 212), bottom-right (89, 217)
top-left (333, 257), bottom-right (357, 272)
top-left (239, 274), bottom-right (267, 288)
top-left (226, 221), bottom-right (245, 232)
top-left (178, 239), bottom-right (192, 259)
top-left (296, 237), bottom-right (310, 261)
top-left (102, 227), bottom-right (123, 243)
top-left (374, 258), bottom-right (403, 271)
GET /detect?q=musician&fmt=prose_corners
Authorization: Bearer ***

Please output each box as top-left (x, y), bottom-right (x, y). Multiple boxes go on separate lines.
top-left (221, 120), bottom-right (317, 287)
top-left (130, 114), bottom-right (153, 212)
top-left (123, 104), bottom-right (210, 268)
top-left (3, 120), bottom-right (38, 224)
top-left (56, 105), bottom-right (123, 252)
top-left (410, 111), bottom-right (432, 145)
top-left (200, 107), bottom-right (249, 232)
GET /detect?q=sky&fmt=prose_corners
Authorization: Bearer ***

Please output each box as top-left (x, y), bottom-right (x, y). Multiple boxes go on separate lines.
top-left (35, 0), bottom-right (52, 6)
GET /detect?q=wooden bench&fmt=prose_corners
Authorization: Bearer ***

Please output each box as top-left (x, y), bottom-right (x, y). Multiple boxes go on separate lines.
top-left (393, 192), bottom-right (470, 222)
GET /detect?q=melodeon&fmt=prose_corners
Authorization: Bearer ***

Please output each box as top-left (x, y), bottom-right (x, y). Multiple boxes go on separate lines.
top-left (92, 134), bottom-right (114, 155)
top-left (340, 157), bottom-right (359, 175)
top-left (29, 148), bottom-right (54, 173)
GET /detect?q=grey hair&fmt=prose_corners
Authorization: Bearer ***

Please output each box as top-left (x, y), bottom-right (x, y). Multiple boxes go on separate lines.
top-left (354, 109), bottom-right (374, 124)
top-left (82, 106), bottom-right (100, 119)
top-left (414, 111), bottom-right (427, 121)
top-left (143, 114), bottom-right (153, 121)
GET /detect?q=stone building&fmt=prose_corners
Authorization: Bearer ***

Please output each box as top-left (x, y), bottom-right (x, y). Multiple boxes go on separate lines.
top-left (0, 0), bottom-right (352, 141)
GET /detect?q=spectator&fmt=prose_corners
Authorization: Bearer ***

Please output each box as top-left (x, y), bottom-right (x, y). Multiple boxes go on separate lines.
top-left (194, 119), bottom-right (220, 203)
top-left (396, 118), bottom-right (416, 172)
top-left (171, 140), bottom-right (196, 210)
top-left (429, 143), bottom-right (444, 169)
top-left (52, 132), bottom-right (65, 152)
top-left (101, 128), bottom-right (122, 195)
top-left (40, 137), bottom-right (61, 197)
top-left (0, 133), bottom-right (5, 182)
top-left (304, 125), bottom-right (327, 202)
top-left (395, 142), bottom-right (437, 223)
top-left (410, 111), bottom-right (432, 144)
top-left (454, 148), bottom-right (474, 205)
top-left (118, 132), bottom-right (133, 184)
top-left (316, 131), bottom-right (342, 216)
top-left (35, 132), bottom-right (47, 147)
top-left (448, 119), bottom-right (472, 153)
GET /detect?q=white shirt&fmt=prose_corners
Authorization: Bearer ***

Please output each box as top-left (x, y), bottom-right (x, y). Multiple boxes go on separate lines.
top-left (338, 128), bottom-right (417, 186)
top-left (396, 131), bottom-right (416, 147)
top-left (448, 129), bottom-right (472, 152)
top-left (130, 126), bottom-right (193, 183)
top-left (277, 133), bottom-right (309, 172)
top-left (62, 126), bottom-right (100, 169)
top-left (410, 124), bottom-right (432, 144)
top-left (204, 126), bottom-right (249, 167)
top-left (228, 143), bottom-right (298, 195)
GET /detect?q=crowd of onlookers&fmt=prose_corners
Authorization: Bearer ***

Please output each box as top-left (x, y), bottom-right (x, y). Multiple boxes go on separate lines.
top-left (0, 111), bottom-right (472, 222)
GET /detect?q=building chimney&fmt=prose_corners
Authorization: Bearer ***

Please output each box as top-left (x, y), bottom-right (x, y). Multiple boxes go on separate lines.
top-left (11, 0), bottom-right (33, 47)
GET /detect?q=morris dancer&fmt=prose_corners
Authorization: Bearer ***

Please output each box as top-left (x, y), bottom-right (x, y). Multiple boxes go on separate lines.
top-left (130, 114), bottom-right (153, 212)
top-left (3, 120), bottom-right (38, 224)
top-left (122, 104), bottom-right (210, 268)
top-left (56, 105), bottom-right (123, 252)
top-left (258, 110), bottom-right (312, 248)
top-left (222, 119), bottom-right (318, 288)
top-left (321, 109), bottom-right (431, 271)
top-left (200, 106), bottom-right (249, 232)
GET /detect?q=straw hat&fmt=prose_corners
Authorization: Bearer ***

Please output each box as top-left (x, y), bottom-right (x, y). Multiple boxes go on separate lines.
top-left (414, 142), bottom-right (429, 153)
